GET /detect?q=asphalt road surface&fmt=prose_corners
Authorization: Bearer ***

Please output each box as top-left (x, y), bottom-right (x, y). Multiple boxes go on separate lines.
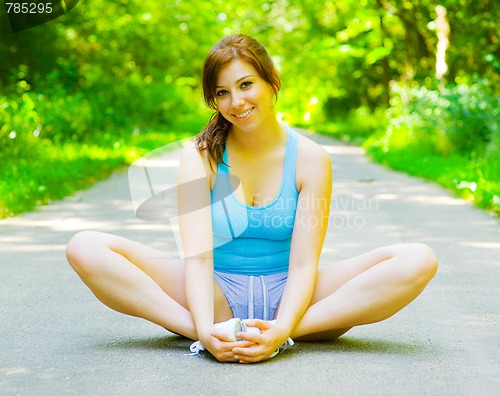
top-left (1, 129), bottom-right (499, 395)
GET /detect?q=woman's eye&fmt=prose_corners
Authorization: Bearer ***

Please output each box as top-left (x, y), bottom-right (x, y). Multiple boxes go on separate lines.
top-left (216, 90), bottom-right (228, 96)
top-left (241, 81), bottom-right (253, 89)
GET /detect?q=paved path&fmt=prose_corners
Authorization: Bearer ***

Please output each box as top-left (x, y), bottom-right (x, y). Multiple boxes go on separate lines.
top-left (1, 129), bottom-right (499, 395)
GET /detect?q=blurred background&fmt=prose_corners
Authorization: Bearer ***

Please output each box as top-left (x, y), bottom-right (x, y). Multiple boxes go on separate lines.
top-left (0, 0), bottom-right (498, 218)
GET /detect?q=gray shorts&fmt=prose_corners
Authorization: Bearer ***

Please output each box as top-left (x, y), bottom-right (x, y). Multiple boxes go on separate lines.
top-left (214, 271), bottom-right (288, 320)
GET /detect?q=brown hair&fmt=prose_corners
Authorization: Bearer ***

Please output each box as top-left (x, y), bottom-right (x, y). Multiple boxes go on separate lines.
top-left (194, 34), bottom-right (281, 167)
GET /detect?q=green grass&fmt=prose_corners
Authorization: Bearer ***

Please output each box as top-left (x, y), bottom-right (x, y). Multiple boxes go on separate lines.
top-left (0, 129), bottom-right (196, 219)
top-left (311, 119), bottom-right (500, 218)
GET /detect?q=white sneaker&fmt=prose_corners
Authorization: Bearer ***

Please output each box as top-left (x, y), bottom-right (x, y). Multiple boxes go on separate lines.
top-left (187, 318), bottom-right (294, 359)
top-left (243, 319), bottom-right (295, 359)
top-left (187, 318), bottom-right (259, 356)
top-left (214, 318), bottom-right (260, 341)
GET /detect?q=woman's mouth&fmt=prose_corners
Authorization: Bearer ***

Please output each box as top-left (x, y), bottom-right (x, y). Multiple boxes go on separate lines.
top-left (234, 108), bottom-right (254, 119)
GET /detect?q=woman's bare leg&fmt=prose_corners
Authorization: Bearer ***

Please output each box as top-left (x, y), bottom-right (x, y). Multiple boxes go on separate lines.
top-left (292, 243), bottom-right (438, 341)
top-left (66, 231), bottom-right (233, 340)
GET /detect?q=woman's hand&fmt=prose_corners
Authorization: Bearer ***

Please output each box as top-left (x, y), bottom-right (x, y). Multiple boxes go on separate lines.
top-left (231, 319), bottom-right (290, 364)
top-left (200, 327), bottom-right (254, 363)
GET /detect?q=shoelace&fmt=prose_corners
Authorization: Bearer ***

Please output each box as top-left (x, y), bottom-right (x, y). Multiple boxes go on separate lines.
top-left (186, 340), bottom-right (206, 356)
top-left (269, 337), bottom-right (294, 358)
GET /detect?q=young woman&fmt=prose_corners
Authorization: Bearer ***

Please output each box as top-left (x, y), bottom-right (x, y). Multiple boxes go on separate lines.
top-left (66, 34), bottom-right (438, 364)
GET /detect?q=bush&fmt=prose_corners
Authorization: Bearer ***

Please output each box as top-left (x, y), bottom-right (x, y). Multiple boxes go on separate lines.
top-left (1, 62), bottom-right (205, 149)
top-left (375, 80), bottom-right (499, 157)
top-left (362, 80), bottom-right (499, 216)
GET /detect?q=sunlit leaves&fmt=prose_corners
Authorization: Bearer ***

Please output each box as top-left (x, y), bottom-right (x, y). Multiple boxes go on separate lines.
top-left (0, 0), bottom-right (497, 140)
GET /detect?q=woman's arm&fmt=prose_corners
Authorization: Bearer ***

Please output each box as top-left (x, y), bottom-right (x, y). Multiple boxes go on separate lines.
top-left (234, 139), bottom-right (332, 362)
top-left (276, 141), bottom-right (332, 335)
top-left (178, 143), bottom-right (255, 362)
top-left (177, 142), bottom-right (215, 341)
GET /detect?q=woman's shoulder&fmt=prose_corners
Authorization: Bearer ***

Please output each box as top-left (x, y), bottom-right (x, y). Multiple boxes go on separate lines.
top-left (290, 128), bottom-right (332, 190)
top-left (179, 139), bottom-right (216, 180)
top-left (291, 128), bottom-right (330, 165)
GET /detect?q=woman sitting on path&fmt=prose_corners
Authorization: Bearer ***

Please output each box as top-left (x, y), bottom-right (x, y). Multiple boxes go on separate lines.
top-left (66, 34), bottom-right (438, 364)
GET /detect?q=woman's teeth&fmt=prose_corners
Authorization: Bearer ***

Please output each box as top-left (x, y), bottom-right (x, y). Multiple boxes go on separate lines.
top-left (235, 108), bottom-right (253, 118)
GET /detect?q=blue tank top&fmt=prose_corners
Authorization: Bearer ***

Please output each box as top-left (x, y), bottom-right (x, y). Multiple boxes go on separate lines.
top-left (210, 126), bottom-right (299, 275)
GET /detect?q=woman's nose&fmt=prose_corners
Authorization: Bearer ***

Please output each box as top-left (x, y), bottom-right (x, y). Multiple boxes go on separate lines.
top-left (231, 92), bottom-right (244, 108)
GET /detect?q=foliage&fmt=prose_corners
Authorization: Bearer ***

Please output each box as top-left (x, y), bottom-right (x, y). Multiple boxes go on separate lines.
top-left (1, 0), bottom-right (499, 133)
top-left (370, 80), bottom-right (499, 157)
top-left (277, 0), bottom-right (499, 123)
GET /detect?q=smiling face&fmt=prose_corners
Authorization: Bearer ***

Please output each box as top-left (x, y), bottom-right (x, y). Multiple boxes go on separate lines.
top-left (215, 60), bottom-right (276, 132)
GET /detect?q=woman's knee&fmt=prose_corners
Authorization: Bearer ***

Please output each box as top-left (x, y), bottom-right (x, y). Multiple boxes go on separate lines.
top-left (401, 243), bottom-right (438, 285)
top-left (66, 231), bottom-right (108, 274)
